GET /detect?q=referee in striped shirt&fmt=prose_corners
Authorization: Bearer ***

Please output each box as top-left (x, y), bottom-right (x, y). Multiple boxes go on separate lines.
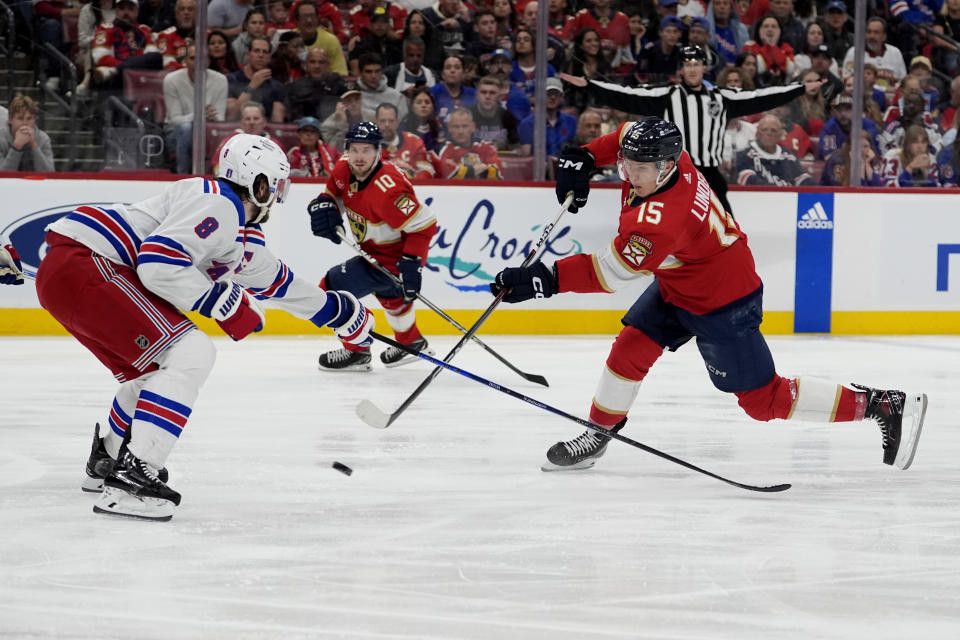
top-left (562, 46), bottom-right (821, 213)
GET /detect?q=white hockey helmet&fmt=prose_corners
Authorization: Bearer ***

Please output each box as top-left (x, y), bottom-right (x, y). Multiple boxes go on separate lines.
top-left (216, 133), bottom-right (291, 211)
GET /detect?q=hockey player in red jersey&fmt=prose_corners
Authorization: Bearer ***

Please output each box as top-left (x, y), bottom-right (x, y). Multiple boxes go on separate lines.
top-left (308, 121), bottom-right (437, 371)
top-left (491, 119), bottom-right (928, 473)
top-left (24, 135), bottom-right (374, 521)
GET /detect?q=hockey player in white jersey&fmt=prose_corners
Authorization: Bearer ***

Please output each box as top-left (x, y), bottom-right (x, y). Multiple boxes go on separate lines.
top-left (27, 134), bottom-right (374, 521)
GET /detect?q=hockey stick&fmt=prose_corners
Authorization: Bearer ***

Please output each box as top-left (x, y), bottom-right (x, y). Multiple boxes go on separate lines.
top-left (335, 228), bottom-right (548, 387)
top-left (367, 330), bottom-right (791, 493)
top-left (356, 193), bottom-right (574, 429)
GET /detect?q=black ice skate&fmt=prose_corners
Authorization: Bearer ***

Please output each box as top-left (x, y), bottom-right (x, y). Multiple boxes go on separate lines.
top-left (82, 423), bottom-right (168, 492)
top-left (380, 336), bottom-right (433, 367)
top-left (852, 384), bottom-right (928, 470)
top-left (318, 347), bottom-right (372, 372)
top-left (541, 419), bottom-right (626, 472)
top-left (93, 446), bottom-right (181, 522)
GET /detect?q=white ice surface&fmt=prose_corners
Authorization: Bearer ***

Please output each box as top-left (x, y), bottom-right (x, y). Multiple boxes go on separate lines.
top-left (1, 334), bottom-right (958, 639)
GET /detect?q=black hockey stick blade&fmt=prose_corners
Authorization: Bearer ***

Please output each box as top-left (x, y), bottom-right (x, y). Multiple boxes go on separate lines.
top-left (366, 332), bottom-right (791, 493)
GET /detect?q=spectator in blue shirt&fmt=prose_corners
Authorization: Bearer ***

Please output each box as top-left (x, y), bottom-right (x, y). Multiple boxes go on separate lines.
top-left (818, 93), bottom-right (880, 159)
top-left (518, 77), bottom-right (576, 156)
top-left (430, 55), bottom-right (476, 123)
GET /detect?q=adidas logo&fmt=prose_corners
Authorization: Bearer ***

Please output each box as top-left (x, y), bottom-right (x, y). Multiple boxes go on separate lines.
top-left (797, 201), bottom-right (833, 229)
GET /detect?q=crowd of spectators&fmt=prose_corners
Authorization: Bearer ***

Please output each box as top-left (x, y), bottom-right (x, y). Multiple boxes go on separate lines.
top-left (16, 0), bottom-right (960, 186)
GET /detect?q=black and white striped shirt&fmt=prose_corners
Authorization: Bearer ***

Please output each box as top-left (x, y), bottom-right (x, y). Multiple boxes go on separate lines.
top-left (587, 80), bottom-right (804, 167)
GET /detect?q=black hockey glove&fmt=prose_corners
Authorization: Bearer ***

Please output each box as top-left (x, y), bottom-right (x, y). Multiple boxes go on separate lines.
top-left (397, 254), bottom-right (422, 302)
top-left (489, 262), bottom-right (557, 303)
top-left (555, 145), bottom-right (595, 213)
top-left (308, 194), bottom-right (342, 244)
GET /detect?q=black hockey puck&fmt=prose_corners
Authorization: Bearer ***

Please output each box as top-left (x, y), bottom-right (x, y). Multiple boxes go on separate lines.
top-left (332, 461), bottom-right (353, 476)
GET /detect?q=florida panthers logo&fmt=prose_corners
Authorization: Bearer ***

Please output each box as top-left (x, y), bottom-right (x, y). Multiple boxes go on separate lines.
top-left (345, 208), bottom-right (367, 241)
top-left (620, 234), bottom-right (652, 269)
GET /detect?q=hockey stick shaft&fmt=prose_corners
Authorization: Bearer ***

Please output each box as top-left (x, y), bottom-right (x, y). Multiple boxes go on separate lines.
top-left (335, 229), bottom-right (548, 387)
top-left (369, 331), bottom-right (790, 493)
top-left (359, 194), bottom-right (573, 429)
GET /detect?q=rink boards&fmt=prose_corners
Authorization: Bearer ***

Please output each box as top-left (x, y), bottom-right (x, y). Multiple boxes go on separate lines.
top-left (1, 176), bottom-right (958, 335)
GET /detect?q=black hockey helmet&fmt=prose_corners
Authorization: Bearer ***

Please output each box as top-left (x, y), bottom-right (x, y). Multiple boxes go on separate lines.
top-left (679, 45), bottom-right (707, 64)
top-left (620, 119), bottom-right (683, 164)
top-left (345, 121), bottom-right (383, 149)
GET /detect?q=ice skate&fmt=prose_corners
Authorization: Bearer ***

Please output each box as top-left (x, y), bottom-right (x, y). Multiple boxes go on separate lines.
top-left (853, 384), bottom-right (928, 470)
top-left (541, 420), bottom-right (625, 471)
top-left (380, 336), bottom-right (433, 367)
top-left (318, 347), bottom-right (372, 372)
top-left (93, 446), bottom-right (181, 522)
top-left (82, 423), bottom-right (167, 492)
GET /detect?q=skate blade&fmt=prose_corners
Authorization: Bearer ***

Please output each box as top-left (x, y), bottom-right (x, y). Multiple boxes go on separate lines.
top-left (317, 362), bottom-right (373, 373)
top-left (93, 486), bottom-right (176, 522)
top-left (382, 347), bottom-right (435, 368)
top-left (81, 473), bottom-right (103, 493)
top-left (895, 392), bottom-right (927, 470)
top-left (541, 458), bottom-right (598, 472)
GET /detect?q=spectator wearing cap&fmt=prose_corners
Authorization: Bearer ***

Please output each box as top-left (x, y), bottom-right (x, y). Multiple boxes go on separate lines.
top-left (654, 0), bottom-right (680, 28)
top-left (288, 116), bottom-right (340, 177)
top-left (743, 14), bottom-right (797, 86)
top-left (818, 93), bottom-right (881, 159)
top-left (163, 42), bottom-right (229, 174)
top-left (484, 49), bottom-right (532, 121)
top-left (908, 56), bottom-right (944, 111)
top-left (430, 55), bottom-right (477, 122)
top-left (565, 43), bottom-right (813, 212)
top-left (842, 17), bottom-right (905, 89)
top-left (707, 0), bottom-right (749, 65)
top-left (567, 0), bottom-right (629, 48)
top-left (226, 35), bottom-right (287, 122)
top-left (431, 108), bottom-right (503, 179)
top-left (733, 114), bottom-right (814, 186)
top-left (421, 0), bottom-right (472, 55)
top-left (564, 28), bottom-right (614, 112)
top-left (287, 47), bottom-right (346, 122)
top-left (821, 0), bottom-right (853, 63)
top-left (518, 77), bottom-right (576, 157)
top-left (0, 94), bottom-right (54, 172)
top-left (385, 37), bottom-right (438, 99)
top-left (470, 75), bottom-right (519, 150)
top-left (633, 14), bottom-right (684, 84)
top-left (687, 17), bottom-right (724, 81)
top-left (321, 82), bottom-right (377, 151)
top-left (809, 44), bottom-right (843, 102)
top-left (468, 9), bottom-right (501, 62)
top-left (207, 0), bottom-right (254, 38)
top-left (349, 0), bottom-right (408, 42)
top-left (350, 9), bottom-right (404, 75)
top-left (91, 0), bottom-right (163, 90)
top-left (377, 103), bottom-right (435, 179)
top-left (295, 0), bottom-right (349, 76)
